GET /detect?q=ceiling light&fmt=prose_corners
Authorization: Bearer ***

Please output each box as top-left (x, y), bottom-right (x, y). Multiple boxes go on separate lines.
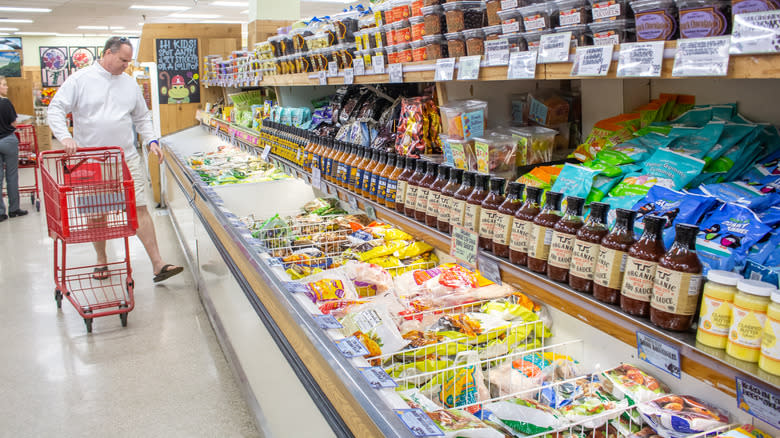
top-left (15, 32), bottom-right (56, 35)
top-left (115, 30), bottom-right (142, 34)
top-left (78, 25), bottom-right (109, 30)
top-left (0, 27), bottom-right (19, 31)
top-left (129, 5), bottom-right (190, 11)
top-left (169, 13), bottom-right (221, 19)
top-left (240, 9), bottom-right (249, 14)
top-left (200, 20), bottom-right (244, 23)
top-left (55, 33), bottom-right (85, 37)
top-left (110, 26), bottom-right (125, 30)
top-left (211, 1), bottom-right (249, 6)
top-left (0, 7), bottom-right (51, 13)
top-left (0, 19), bottom-right (33, 23)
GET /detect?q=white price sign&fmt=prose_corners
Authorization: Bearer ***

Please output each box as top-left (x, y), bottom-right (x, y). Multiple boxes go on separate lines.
top-left (353, 57), bottom-right (366, 75)
top-left (344, 67), bottom-right (355, 84)
top-left (507, 51), bottom-right (538, 79)
top-left (457, 55), bottom-right (482, 80)
top-left (617, 41), bottom-right (665, 77)
top-left (538, 32), bottom-right (572, 63)
top-left (312, 314), bottom-right (343, 330)
top-left (478, 254), bottom-right (502, 285)
top-left (395, 409), bottom-right (444, 437)
top-left (672, 36), bottom-right (731, 77)
top-left (485, 39), bottom-right (510, 66)
top-left (328, 61), bottom-right (339, 77)
top-left (373, 55), bottom-right (385, 74)
top-left (730, 10), bottom-right (780, 54)
top-left (501, 0), bottom-right (518, 9)
top-left (389, 63), bottom-right (404, 82)
top-left (312, 167), bottom-right (322, 190)
top-left (434, 58), bottom-right (455, 81)
top-left (261, 145), bottom-right (272, 161)
top-left (571, 44), bottom-right (614, 76)
top-left (318, 70), bottom-right (328, 85)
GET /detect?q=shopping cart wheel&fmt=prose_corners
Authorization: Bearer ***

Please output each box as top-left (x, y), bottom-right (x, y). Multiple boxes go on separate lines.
top-left (119, 304), bottom-right (128, 327)
top-left (54, 289), bottom-right (62, 309)
top-left (35, 200), bottom-right (40, 212)
top-left (84, 318), bottom-right (93, 333)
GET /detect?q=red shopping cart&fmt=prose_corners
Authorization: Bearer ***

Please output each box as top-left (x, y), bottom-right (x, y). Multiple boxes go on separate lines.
top-left (2, 124), bottom-right (40, 211)
top-left (39, 146), bottom-right (138, 333)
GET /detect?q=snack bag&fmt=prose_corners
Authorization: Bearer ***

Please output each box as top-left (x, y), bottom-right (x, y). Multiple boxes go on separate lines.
top-left (667, 122), bottom-right (725, 160)
top-left (696, 203), bottom-right (773, 273)
top-left (671, 106), bottom-right (713, 127)
top-left (632, 186), bottom-right (718, 249)
top-left (697, 180), bottom-right (780, 212)
top-left (668, 94), bottom-right (695, 120)
top-left (304, 279), bottom-right (347, 302)
top-left (610, 149), bottom-right (706, 197)
top-left (550, 164), bottom-right (603, 202)
top-left (637, 395), bottom-right (729, 435)
top-left (601, 364), bottom-right (668, 403)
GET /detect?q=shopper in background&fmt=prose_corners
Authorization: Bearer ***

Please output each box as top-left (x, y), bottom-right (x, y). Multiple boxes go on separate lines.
top-left (0, 76), bottom-right (26, 222)
top-left (48, 36), bottom-right (183, 283)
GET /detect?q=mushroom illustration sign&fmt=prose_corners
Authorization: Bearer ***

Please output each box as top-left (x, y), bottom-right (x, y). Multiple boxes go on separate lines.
top-left (155, 38), bottom-right (200, 104)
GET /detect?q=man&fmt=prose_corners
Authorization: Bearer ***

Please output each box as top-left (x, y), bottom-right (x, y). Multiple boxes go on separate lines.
top-left (48, 36), bottom-right (183, 283)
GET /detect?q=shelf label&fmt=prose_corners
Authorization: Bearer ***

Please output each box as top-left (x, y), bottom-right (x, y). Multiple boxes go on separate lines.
top-left (507, 51), bottom-right (538, 79)
top-left (617, 41), bottom-right (665, 77)
top-left (501, 0), bottom-right (518, 9)
top-left (365, 204), bottom-right (377, 221)
top-left (478, 254), bottom-right (502, 285)
top-left (359, 367), bottom-right (398, 389)
top-left (434, 58), bottom-right (455, 81)
top-left (730, 11), bottom-right (780, 55)
top-left (344, 67), bottom-right (355, 85)
top-left (672, 36), bottom-right (731, 77)
top-left (373, 55), bottom-right (386, 74)
top-left (353, 57), bottom-right (366, 75)
top-left (313, 313), bottom-right (343, 330)
top-left (389, 63), bottom-right (404, 83)
top-left (450, 225), bottom-right (478, 268)
top-left (538, 31), bottom-right (572, 64)
top-left (335, 336), bottom-right (370, 358)
top-left (328, 61), bottom-right (339, 77)
top-left (485, 39), bottom-right (510, 66)
top-left (636, 331), bottom-right (681, 379)
top-left (571, 44), bottom-right (613, 76)
top-left (395, 409), bottom-right (444, 437)
top-left (261, 145), bottom-right (271, 161)
top-left (284, 281), bottom-right (309, 294)
top-left (457, 55), bottom-right (482, 80)
top-left (312, 167), bottom-right (322, 190)
top-left (736, 376), bottom-right (780, 429)
top-left (318, 70), bottom-right (328, 85)
top-left (347, 194), bottom-right (359, 210)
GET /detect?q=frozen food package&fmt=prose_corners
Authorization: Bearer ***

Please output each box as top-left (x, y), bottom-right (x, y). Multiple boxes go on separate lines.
top-left (340, 303), bottom-right (410, 355)
top-left (637, 395), bottom-right (730, 436)
top-left (601, 364), bottom-right (668, 403)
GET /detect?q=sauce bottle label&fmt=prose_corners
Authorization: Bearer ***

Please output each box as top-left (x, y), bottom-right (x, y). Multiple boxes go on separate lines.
top-left (356, 168), bottom-right (365, 189)
top-left (405, 185), bottom-right (419, 209)
top-left (651, 267), bottom-right (703, 316)
top-left (621, 257), bottom-right (658, 303)
top-left (362, 171), bottom-right (373, 193)
top-left (416, 188), bottom-right (430, 213)
top-left (395, 180), bottom-right (407, 204)
top-left (370, 173), bottom-right (381, 196)
top-left (698, 295), bottom-right (732, 338)
top-left (450, 199), bottom-right (467, 227)
top-left (509, 219), bottom-right (533, 252)
top-left (427, 191), bottom-right (442, 217)
top-left (528, 225), bottom-right (552, 260)
top-left (729, 304), bottom-right (768, 350)
top-left (493, 213), bottom-right (513, 245)
top-left (594, 248), bottom-right (627, 289)
top-left (439, 196), bottom-right (452, 223)
top-left (570, 240), bottom-right (599, 280)
top-left (479, 210), bottom-right (499, 239)
top-left (463, 204), bottom-right (482, 233)
top-left (377, 177), bottom-right (389, 200)
top-left (386, 179), bottom-right (398, 202)
top-left (548, 231), bottom-right (576, 269)
top-left (761, 314), bottom-right (780, 362)
top-left (349, 167), bottom-right (358, 187)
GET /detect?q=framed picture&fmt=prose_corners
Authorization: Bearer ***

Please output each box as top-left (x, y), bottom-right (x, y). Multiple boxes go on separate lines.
top-left (0, 51), bottom-right (22, 77)
top-left (69, 46), bottom-right (96, 72)
top-left (40, 46), bottom-right (69, 87)
top-left (0, 37), bottom-right (22, 51)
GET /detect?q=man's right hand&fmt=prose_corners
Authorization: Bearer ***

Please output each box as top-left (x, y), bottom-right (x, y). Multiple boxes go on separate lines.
top-left (62, 138), bottom-right (78, 155)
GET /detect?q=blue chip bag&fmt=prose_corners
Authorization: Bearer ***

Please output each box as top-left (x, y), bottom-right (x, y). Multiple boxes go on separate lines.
top-left (698, 179), bottom-right (780, 212)
top-left (667, 122), bottom-right (725, 160)
top-left (632, 186), bottom-right (718, 248)
top-left (741, 147), bottom-right (780, 182)
top-left (696, 203), bottom-right (773, 273)
top-left (551, 164), bottom-right (602, 201)
top-left (759, 206), bottom-right (780, 227)
top-left (747, 230), bottom-right (780, 266)
top-left (702, 123), bottom-right (759, 165)
top-left (743, 260), bottom-right (780, 287)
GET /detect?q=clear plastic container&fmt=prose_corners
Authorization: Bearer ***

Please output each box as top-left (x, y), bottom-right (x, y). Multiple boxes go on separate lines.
top-left (334, 10), bottom-right (361, 43)
top-left (411, 39), bottom-right (429, 60)
top-left (441, 100), bottom-right (489, 140)
top-left (556, 0), bottom-right (591, 26)
top-left (523, 29), bottom-right (553, 49)
top-left (412, 0), bottom-right (426, 16)
top-left (498, 8), bottom-right (525, 33)
top-left (396, 42), bottom-right (414, 62)
top-left (354, 29), bottom-right (366, 51)
top-left (393, 0), bottom-right (413, 22)
top-left (410, 15), bottom-right (427, 40)
top-left (631, 0), bottom-right (677, 40)
top-left (445, 31), bottom-right (468, 57)
top-left (558, 23), bottom-right (591, 46)
top-left (519, 3), bottom-right (558, 31)
top-left (501, 32), bottom-right (529, 51)
top-left (423, 34), bottom-right (449, 58)
top-left (423, 5), bottom-right (447, 34)
top-left (473, 133), bottom-right (518, 178)
top-left (444, 138), bottom-right (478, 170)
top-left (588, 19), bottom-right (636, 44)
top-left (393, 19), bottom-right (413, 44)
top-left (676, 0), bottom-right (730, 38)
top-left (487, 0), bottom-right (504, 25)
top-left (726, 279), bottom-right (776, 363)
top-left (483, 24), bottom-right (504, 39)
top-left (590, 0), bottom-right (632, 21)
top-left (464, 28), bottom-right (486, 55)
top-left (443, 1), bottom-right (487, 32)
top-left (423, 0), bottom-right (443, 6)
top-left (509, 126), bottom-right (558, 165)
top-left (367, 26), bottom-right (386, 49)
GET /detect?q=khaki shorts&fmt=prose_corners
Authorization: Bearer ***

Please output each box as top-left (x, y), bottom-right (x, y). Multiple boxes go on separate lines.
top-left (126, 153), bottom-right (147, 208)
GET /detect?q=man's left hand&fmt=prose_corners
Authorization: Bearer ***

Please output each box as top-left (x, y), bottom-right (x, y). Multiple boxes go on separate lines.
top-left (149, 140), bottom-right (164, 163)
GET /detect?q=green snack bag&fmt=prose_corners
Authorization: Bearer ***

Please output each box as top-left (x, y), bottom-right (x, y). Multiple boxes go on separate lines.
top-left (610, 149), bottom-right (706, 197)
top-left (668, 94), bottom-right (696, 120)
top-left (712, 103), bottom-right (737, 121)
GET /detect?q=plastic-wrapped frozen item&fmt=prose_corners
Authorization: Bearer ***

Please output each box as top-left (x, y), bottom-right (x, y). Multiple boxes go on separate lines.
top-left (487, 360), bottom-right (542, 397)
top-left (696, 203), bottom-right (773, 273)
top-left (483, 398), bottom-right (569, 435)
top-left (426, 409), bottom-right (505, 438)
top-left (519, 3), bottom-right (558, 31)
top-left (630, 0), bottom-right (678, 41)
top-left (637, 395), bottom-right (730, 436)
top-left (510, 125), bottom-right (558, 165)
top-left (301, 272), bottom-right (360, 303)
top-left (601, 364), bottom-right (668, 403)
top-left (399, 388), bottom-right (442, 411)
top-left (676, 0), bottom-right (730, 38)
top-left (590, 0), bottom-right (632, 21)
top-left (420, 351), bottom-right (491, 410)
top-left (342, 260), bottom-right (394, 293)
top-left (559, 397), bottom-right (629, 429)
top-left (340, 302), bottom-right (409, 355)
top-left (473, 133), bottom-right (518, 177)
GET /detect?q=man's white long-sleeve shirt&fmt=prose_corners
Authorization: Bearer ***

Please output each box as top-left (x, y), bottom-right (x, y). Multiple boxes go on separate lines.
top-left (48, 62), bottom-right (156, 159)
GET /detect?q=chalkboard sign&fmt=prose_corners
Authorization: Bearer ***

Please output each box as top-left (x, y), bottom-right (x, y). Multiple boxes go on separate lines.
top-left (155, 38), bottom-right (200, 104)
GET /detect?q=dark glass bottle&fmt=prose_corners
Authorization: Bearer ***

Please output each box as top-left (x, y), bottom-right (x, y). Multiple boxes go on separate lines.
top-left (547, 196), bottom-right (585, 283)
top-left (493, 182), bottom-right (524, 258)
top-left (464, 174), bottom-right (490, 235)
top-left (426, 165), bottom-right (450, 228)
top-left (450, 171), bottom-right (476, 229)
top-left (569, 202), bottom-right (610, 293)
top-left (405, 159), bottom-right (427, 218)
top-left (361, 150), bottom-right (380, 198)
top-left (369, 151), bottom-right (388, 202)
top-left (395, 157), bottom-right (416, 214)
top-left (377, 153), bottom-right (396, 206)
top-left (438, 168), bottom-right (463, 234)
top-left (621, 215), bottom-right (667, 315)
top-left (527, 191), bottom-right (563, 274)
top-left (415, 162), bottom-right (439, 223)
top-left (479, 177), bottom-right (506, 251)
top-left (509, 186), bottom-right (543, 266)
top-left (593, 209), bottom-right (637, 304)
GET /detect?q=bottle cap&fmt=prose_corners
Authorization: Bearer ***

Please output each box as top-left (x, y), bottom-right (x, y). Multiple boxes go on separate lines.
top-left (462, 171), bottom-right (476, 186)
top-left (706, 270), bottom-right (742, 286)
top-left (507, 182), bottom-right (524, 198)
top-left (438, 165), bottom-right (450, 179)
top-left (490, 177), bottom-right (506, 193)
top-left (588, 202), bottom-right (609, 224)
top-left (526, 186), bottom-right (543, 203)
top-left (545, 191), bottom-right (563, 211)
top-left (737, 278), bottom-right (777, 297)
top-left (565, 196), bottom-right (584, 216)
top-left (449, 168), bottom-right (464, 182)
top-left (674, 223), bottom-right (699, 249)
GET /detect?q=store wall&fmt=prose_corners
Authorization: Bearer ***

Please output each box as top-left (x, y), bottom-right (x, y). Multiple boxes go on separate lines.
top-left (19, 36), bottom-right (109, 68)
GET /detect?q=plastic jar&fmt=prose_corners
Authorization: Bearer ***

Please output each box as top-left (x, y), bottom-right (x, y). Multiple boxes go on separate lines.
top-left (630, 0), bottom-right (678, 40)
top-left (423, 5), bottom-right (448, 34)
top-left (411, 39), bottom-right (429, 60)
top-left (483, 24), bottom-right (504, 39)
top-left (588, 19), bottom-right (636, 45)
top-left (410, 15), bottom-right (427, 40)
top-left (487, 0), bottom-right (503, 25)
top-left (444, 1), bottom-right (487, 32)
top-left (423, 34), bottom-right (449, 58)
top-left (676, 0), bottom-right (730, 38)
top-left (501, 32), bottom-right (529, 51)
top-left (394, 19), bottom-right (413, 43)
top-left (556, 0), bottom-right (591, 26)
top-left (590, 0), bottom-right (632, 21)
top-left (523, 29), bottom-right (553, 49)
top-left (464, 28), bottom-right (486, 55)
top-left (696, 270), bottom-right (741, 349)
top-left (424, 0), bottom-right (443, 6)
top-left (519, 3), bottom-right (558, 31)
top-left (396, 42), bottom-right (414, 62)
top-left (445, 31), bottom-right (468, 56)
top-left (759, 290), bottom-right (780, 376)
top-left (385, 24), bottom-right (397, 45)
top-left (498, 8), bottom-right (526, 33)
top-left (412, 0), bottom-right (425, 16)
top-left (334, 10), bottom-right (361, 43)
top-left (726, 279), bottom-right (776, 363)
top-left (560, 23), bottom-right (591, 46)
top-left (393, 0), bottom-right (413, 22)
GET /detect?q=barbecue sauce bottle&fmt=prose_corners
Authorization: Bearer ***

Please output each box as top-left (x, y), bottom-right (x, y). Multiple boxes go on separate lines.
top-left (493, 182), bottom-right (524, 258)
top-left (404, 159), bottom-right (427, 218)
top-left (547, 196), bottom-right (585, 283)
top-left (528, 191), bottom-right (563, 274)
top-left (378, 153), bottom-right (397, 206)
top-left (621, 215), bottom-right (667, 315)
top-left (569, 202), bottom-right (610, 294)
top-left (438, 168), bottom-right (463, 233)
top-left (395, 157), bottom-right (415, 214)
top-left (450, 171), bottom-right (476, 229)
top-left (426, 165), bottom-right (450, 228)
top-left (509, 186), bottom-right (542, 266)
top-left (464, 174), bottom-right (490, 234)
top-left (593, 209), bottom-right (637, 304)
top-left (415, 162), bottom-right (438, 222)
top-left (479, 177), bottom-right (506, 251)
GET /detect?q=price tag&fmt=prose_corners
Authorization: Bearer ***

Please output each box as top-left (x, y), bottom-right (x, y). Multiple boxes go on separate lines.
top-left (617, 41), bottom-right (665, 77)
top-left (359, 367), bottom-right (398, 389)
top-left (501, 0), bottom-right (518, 9)
top-left (328, 61), bottom-right (339, 77)
top-left (636, 331), bottom-right (681, 379)
top-left (353, 57), bottom-right (366, 75)
top-left (344, 68), bottom-right (355, 84)
top-left (538, 32), bottom-right (572, 63)
top-left (395, 409), bottom-right (444, 437)
top-left (571, 44), bottom-right (614, 76)
top-left (434, 58), bottom-right (455, 81)
top-left (478, 254), bottom-right (502, 285)
top-left (312, 167), bottom-right (322, 190)
top-left (365, 205), bottom-right (377, 221)
top-left (335, 336), bottom-right (370, 358)
top-left (389, 63), bottom-right (404, 83)
top-left (450, 225), bottom-right (478, 268)
top-left (457, 55), bottom-right (481, 80)
top-left (284, 281), bottom-right (309, 294)
top-left (507, 51), bottom-right (538, 79)
top-left (261, 144), bottom-right (272, 161)
top-left (373, 55), bottom-right (386, 74)
top-left (735, 376), bottom-right (780, 429)
top-left (312, 314), bottom-right (343, 330)
top-left (672, 36), bottom-right (731, 77)
top-left (347, 194), bottom-right (359, 210)
top-left (485, 40), bottom-right (510, 66)
top-left (318, 70), bottom-right (328, 85)
top-left (730, 10), bottom-right (780, 54)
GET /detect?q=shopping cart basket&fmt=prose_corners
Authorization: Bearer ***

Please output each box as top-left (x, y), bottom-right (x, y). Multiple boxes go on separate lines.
top-left (39, 146), bottom-right (139, 333)
top-left (1, 124), bottom-right (40, 211)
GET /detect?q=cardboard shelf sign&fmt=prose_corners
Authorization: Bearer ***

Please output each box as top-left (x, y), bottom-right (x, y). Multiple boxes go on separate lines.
top-left (156, 38), bottom-right (200, 104)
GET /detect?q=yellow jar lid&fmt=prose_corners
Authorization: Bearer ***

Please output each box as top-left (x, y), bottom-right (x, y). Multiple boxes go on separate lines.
top-left (737, 279), bottom-right (777, 297)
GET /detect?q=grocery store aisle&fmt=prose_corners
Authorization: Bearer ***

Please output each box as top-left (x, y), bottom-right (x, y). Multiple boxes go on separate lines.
top-left (0, 165), bottom-right (260, 436)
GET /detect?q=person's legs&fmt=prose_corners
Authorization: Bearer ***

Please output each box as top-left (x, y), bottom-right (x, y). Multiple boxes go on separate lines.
top-left (134, 205), bottom-right (164, 272)
top-left (0, 139), bottom-right (6, 217)
top-left (2, 135), bottom-right (19, 213)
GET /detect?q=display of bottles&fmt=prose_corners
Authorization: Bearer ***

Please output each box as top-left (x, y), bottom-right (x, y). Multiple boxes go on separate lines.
top-left (361, 150), bottom-right (379, 197)
top-left (415, 162), bottom-right (438, 223)
top-left (323, 140), bottom-right (335, 182)
top-left (548, 196), bottom-right (585, 283)
top-left (386, 156), bottom-right (406, 211)
top-left (377, 153), bottom-right (395, 205)
top-left (439, 168), bottom-right (463, 234)
top-left (509, 186), bottom-right (543, 266)
top-left (479, 177), bottom-right (505, 251)
top-left (593, 209), bottom-right (637, 304)
top-left (651, 224), bottom-right (703, 332)
top-left (621, 216), bottom-right (667, 314)
top-left (450, 172), bottom-right (476, 229)
top-left (493, 182), bottom-right (523, 259)
top-left (569, 202), bottom-right (610, 294)
top-left (464, 175), bottom-right (490, 236)
top-left (696, 270), bottom-right (742, 349)
top-left (369, 151), bottom-right (388, 202)
top-left (333, 142), bottom-right (347, 186)
top-left (395, 157), bottom-right (416, 214)
top-left (426, 165), bottom-right (450, 228)
top-left (348, 146), bottom-right (364, 191)
top-left (405, 160), bottom-right (427, 218)
top-left (528, 191), bottom-right (563, 274)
